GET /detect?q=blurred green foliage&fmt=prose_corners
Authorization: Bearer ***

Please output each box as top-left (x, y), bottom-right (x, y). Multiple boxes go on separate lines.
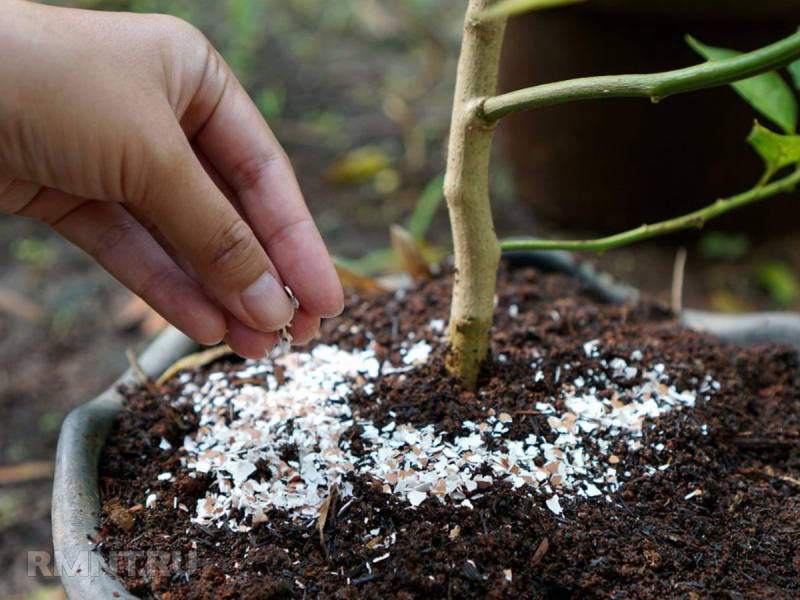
top-left (753, 260), bottom-right (800, 306)
top-left (38, 411), bottom-right (64, 434)
top-left (11, 237), bottom-right (56, 268)
top-left (697, 231), bottom-right (752, 261)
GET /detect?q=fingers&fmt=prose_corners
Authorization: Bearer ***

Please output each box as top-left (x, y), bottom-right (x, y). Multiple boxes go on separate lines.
top-left (224, 307), bottom-right (320, 359)
top-left (124, 143), bottom-right (318, 359)
top-left (121, 144), bottom-right (241, 281)
top-left (134, 125), bottom-right (296, 334)
top-left (183, 50), bottom-right (343, 319)
top-left (27, 188), bottom-right (227, 345)
top-left (224, 314), bottom-right (276, 360)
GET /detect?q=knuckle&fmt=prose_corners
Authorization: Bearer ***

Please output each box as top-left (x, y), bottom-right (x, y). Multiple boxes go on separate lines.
top-left (204, 218), bottom-right (259, 275)
top-left (149, 13), bottom-right (205, 43)
top-left (200, 43), bottom-right (226, 87)
top-left (227, 154), bottom-right (281, 197)
top-left (266, 217), bottom-right (311, 253)
top-left (0, 178), bottom-right (37, 215)
top-left (89, 220), bottom-right (138, 262)
top-left (134, 269), bottom-right (172, 309)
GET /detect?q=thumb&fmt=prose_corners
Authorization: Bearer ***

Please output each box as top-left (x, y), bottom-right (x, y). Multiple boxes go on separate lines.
top-left (133, 127), bottom-right (295, 334)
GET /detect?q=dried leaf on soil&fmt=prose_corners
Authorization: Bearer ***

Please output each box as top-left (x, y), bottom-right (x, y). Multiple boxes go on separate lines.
top-left (317, 492), bottom-right (333, 548)
top-left (156, 344), bottom-right (234, 386)
top-left (390, 224), bottom-right (433, 282)
top-left (334, 261), bottom-right (389, 293)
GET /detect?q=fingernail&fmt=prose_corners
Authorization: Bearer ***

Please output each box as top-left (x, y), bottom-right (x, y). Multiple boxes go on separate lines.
top-left (241, 272), bottom-right (294, 331)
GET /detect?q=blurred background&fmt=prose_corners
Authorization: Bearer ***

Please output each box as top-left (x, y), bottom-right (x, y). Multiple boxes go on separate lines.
top-left (1, 1), bottom-right (798, 597)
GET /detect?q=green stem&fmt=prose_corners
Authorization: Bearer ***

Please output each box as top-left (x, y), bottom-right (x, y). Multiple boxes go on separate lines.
top-left (481, 30), bottom-right (800, 122)
top-left (500, 169), bottom-right (800, 253)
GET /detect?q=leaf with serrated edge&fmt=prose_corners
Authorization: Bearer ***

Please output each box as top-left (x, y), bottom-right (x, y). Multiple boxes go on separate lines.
top-left (687, 36), bottom-right (798, 134)
top-left (746, 121), bottom-right (800, 182)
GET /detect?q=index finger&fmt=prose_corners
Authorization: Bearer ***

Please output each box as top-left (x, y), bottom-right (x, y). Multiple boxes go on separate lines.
top-left (183, 50), bottom-right (343, 319)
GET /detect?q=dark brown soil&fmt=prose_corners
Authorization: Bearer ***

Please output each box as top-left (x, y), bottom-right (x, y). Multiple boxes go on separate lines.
top-left (97, 266), bottom-right (800, 599)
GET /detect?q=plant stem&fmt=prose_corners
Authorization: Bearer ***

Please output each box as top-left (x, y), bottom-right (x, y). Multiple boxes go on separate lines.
top-left (481, 30), bottom-right (800, 122)
top-left (500, 169), bottom-right (800, 253)
top-left (444, 0), bottom-right (506, 390)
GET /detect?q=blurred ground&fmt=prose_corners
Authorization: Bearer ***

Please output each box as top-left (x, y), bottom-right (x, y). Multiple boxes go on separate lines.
top-left (1, 1), bottom-right (799, 598)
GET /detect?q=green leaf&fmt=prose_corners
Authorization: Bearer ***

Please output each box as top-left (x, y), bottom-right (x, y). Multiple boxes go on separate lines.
top-left (407, 174), bottom-right (445, 241)
top-left (746, 121), bottom-right (800, 182)
top-left (475, 0), bottom-right (584, 21)
top-left (686, 36), bottom-right (798, 134)
top-left (753, 260), bottom-right (800, 307)
top-left (788, 59), bottom-right (800, 93)
top-left (697, 231), bottom-right (751, 261)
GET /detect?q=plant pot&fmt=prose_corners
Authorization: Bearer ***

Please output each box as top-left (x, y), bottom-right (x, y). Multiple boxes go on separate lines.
top-left (498, 5), bottom-right (800, 235)
top-left (52, 254), bottom-right (800, 599)
top-left (52, 327), bottom-right (197, 600)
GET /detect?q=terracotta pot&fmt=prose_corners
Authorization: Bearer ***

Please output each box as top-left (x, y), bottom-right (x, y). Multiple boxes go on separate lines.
top-left (498, 4), bottom-right (800, 235)
top-left (51, 254), bottom-right (800, 599)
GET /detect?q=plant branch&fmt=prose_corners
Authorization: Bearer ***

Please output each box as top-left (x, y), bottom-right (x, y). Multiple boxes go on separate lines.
top-left (500, 169), bottom-right (800, 253)
top-left (481, 30), bottom-right (800, 122)
top-left (444, 0), bottom-right (506, 389)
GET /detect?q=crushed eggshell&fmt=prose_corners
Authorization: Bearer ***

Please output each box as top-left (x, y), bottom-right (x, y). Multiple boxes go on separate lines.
top-left (151, 332), bottom-right (717, 535)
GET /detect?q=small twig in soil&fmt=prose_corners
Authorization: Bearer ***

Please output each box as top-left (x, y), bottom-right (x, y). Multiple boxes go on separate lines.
top-left (155, 344), bottom-right (233, 386)
top-left (352, 573), bottom-right (379, 586)
top-left (730, 437), bottom-right (798, 450)
top-left (231, 377), bottom-right (266, 387)
top-left (479, 510), bottom-right (489, 537)
top-left (671, 247), bottom-right (688, 314)
top-left (777, 474), bottom-right (800, 486)
top-left (126, 348), bottom-right (150, 385)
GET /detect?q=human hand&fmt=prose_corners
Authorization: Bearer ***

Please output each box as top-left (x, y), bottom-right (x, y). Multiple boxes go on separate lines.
top-left (0, 0), bottom-right (343, 358)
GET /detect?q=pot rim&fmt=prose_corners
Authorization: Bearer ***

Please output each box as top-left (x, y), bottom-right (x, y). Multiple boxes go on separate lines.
top-left (51, 254), bottom-right (800, 599)
top-left (52, 326), bottom-right (197, 600)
